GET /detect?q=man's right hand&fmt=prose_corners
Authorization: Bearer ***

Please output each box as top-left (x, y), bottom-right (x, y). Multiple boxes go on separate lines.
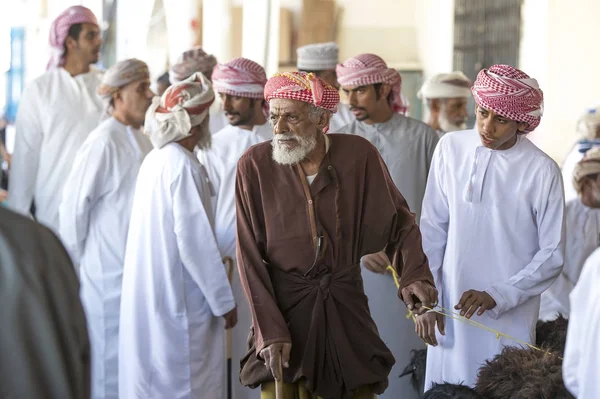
top-left (260, 342), bottom-right (292, 381)
top-left (362, 250), bottom-right (391, 274)
top-left (415, 312), bottom-right (445, 346)
top-left (223, 306), bottom-right (238, 329)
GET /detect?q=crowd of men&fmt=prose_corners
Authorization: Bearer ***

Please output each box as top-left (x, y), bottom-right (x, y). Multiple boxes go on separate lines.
top-left (0, 4), bottom-right (599, 399)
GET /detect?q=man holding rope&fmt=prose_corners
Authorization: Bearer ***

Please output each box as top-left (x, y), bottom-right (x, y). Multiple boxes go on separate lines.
top-left (418, 64), bottom-right (565, 391)
top-left (235, 71), bottom-right (437, 399)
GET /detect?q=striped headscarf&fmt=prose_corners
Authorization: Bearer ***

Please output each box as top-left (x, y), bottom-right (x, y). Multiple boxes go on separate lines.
top-left (471, 65), bottom-right (544, 133)
top-left (336, 53), bottom-right (407, 114)
top-left (47, 6), bottom-right (98, 70)
top-left (573, 147), bottom-right (600, 193)
top-left (145, 72), bottom-right (215, 149)
top-left (169, 47), bottom-right (218, 84)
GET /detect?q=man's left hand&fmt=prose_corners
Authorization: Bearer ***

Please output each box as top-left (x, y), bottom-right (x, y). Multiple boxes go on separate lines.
top-left (455, 290), bottom-right (496, 319)
top-left (401, 281), bottom-right (438, 315)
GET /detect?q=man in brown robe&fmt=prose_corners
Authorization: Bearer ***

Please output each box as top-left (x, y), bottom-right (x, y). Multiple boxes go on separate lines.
top-left (0, 206), bottom-right (90, 398)
top-left (236, 71), bottom-right (437, 399)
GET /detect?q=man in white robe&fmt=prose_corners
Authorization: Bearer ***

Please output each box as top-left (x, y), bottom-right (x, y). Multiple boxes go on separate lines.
top-left (170, 46), bottom-right (228, 134)
top-left (119, 73), bottom-right (237, 399)
top-left (198, 57), bottom-right (270, 399)
top-left (58, 59), bottom-right (154, 399)
top-left (562, 104), bottom-right (600, 202)
top-left (418, 72), bottom-right (471, 137)
top-left (418, 64), bottom-right (565, 390)
top-left (1, 207), bottom-right (90, 399)
top-left (562, 247), bottom-right (600, 399)
top-left (335, 53), bottom-right (439, 399)
top-left (540, 148), bottom-right (600, 320)
top-left (296, 42), bottom-right (353, 132)
top-left (6, 6), bottom-right (103, 233)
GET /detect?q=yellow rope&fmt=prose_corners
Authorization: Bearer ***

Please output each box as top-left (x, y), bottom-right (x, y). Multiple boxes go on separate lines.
top-left (385, 266), bottom-right (561, 360)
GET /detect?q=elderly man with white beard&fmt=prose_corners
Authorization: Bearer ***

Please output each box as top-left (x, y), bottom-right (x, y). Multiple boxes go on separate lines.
top-left (235, 71), bottom-right (437, 399)
top-left (418, 72), bottom-right (472, 137)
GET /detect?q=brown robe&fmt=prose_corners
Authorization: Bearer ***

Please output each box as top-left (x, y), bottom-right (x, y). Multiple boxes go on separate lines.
top-left (236, 134), bottom-right (434, 399)
top-left (0, 207), bottom-right (90, 399)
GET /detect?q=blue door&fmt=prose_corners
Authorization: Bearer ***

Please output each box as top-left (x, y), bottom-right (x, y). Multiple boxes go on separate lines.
top-left (5, 27), bottom-right (25, 123)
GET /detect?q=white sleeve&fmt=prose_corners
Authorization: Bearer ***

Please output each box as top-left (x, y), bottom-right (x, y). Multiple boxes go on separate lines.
top-left (58, 142), bottom-right (110, 264)
top-left (172, 164), bottom-right (235, 317)
top-left (6, 86), bottom-right (42, 216)
top-left (486, 166), bottom-right (566, 318)
top-left (562, 296), bottom-right (581, 396)
top-left (420, 140), bottom-right (449, 302)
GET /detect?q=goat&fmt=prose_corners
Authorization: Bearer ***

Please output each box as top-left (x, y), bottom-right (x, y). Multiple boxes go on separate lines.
top-left (536, 314), bottom-right (568, 355)
top-left (423, 382), bottom-right (484, 399)
top-left (475, 346), bottom-right (574, 399)
top-left (399, 349), bottom-right (427, 396)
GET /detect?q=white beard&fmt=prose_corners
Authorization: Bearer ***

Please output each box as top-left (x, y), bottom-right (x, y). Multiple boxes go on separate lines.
top-left (439, 107), bottom-right (467, 133)
top-left (271, 133), bottom-right (317, 165)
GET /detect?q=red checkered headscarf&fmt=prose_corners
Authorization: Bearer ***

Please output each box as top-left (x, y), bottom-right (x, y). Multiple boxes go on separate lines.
top-left (212, 58), bottom-right (267, 99)
top-left (264, 71), bottom-right (339, 113)
top-left (336, 54), bottom-right (407, 114)
top-left (47, 6), bottom-right (99, 70)
top-left (472, 64), bottom-right (544, 133)
top-left (213, 58), bottom-right (269, 117)
top-left (169, 47), bottom-right (218, 83)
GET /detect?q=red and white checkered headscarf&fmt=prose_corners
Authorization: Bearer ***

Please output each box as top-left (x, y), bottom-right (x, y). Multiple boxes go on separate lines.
top-left (47, 6), bottom-right (99, 70)
top-left (336, 53), bottom-right (407, 114)
top-left (264, 71), bottom-right (339, 113)
top-left (472, 64), bottom-right (544, 133)
top-left (145, 72), bottom-right (215, 149)
top-left (169, 47), bottom-right (218, 84)
top-left (212, 58), bottom-right (267, 99)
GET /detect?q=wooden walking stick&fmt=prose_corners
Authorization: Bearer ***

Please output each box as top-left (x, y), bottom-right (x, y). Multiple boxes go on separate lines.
top-left (275, 352), bottom-right (284, 399)
top-left (223, 257), bottom-right (235, 399)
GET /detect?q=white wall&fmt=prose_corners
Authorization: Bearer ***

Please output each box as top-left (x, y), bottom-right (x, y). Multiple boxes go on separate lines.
top-left (519, 0), bottom-right (549, 152)
top-left (530, 0), bottom-right (600, 163)
top-left (414, 0), bottom-right (454, 80)
top-left (336, 0), bottom-right (419, 67)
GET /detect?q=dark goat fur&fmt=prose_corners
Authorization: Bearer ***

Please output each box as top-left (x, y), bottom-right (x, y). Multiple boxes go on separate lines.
top-left (423, 382), bottom-right (484, 399)
top-left (536, 314), bottom-right (568, 355)
top-left (399, 349), bottom-right (427, 396)
top-left (475, 346), bottom-right (574, 399)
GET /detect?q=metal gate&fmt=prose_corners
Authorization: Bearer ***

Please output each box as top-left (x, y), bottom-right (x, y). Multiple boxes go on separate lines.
top-left (453, 0), bottom-right (523, 125)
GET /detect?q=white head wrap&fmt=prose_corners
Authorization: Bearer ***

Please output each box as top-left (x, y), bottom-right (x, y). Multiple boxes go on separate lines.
top-left (418, 71), bottom-right (472, 100)
top-left (144, 72), bottom-right (215, 149)
top-left (297, 42), bottom-right (339, 71)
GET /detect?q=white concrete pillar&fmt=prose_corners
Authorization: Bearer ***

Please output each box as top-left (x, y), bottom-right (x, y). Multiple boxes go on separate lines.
top-left (241, 0), bottom-right (280, 76)
top-left (115, 0), bottom-right (154, 61)
top-left (202, 0), bottom-right (233, 64)
top-left (164, 0), bottom-right (199, 64)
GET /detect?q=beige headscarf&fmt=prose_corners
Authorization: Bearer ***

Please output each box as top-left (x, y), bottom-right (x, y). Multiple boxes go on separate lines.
top-left (576, 105), bottom-right (600, 140)
top-left (144, 72), bottom-right (215, 149)
top-left (98, 58), bottom-right (150, 119)
top-left (573, 147), bottom-right (600, 193)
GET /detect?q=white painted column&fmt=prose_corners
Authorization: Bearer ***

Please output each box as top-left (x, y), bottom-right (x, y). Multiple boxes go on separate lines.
top-left (164, 0), bottom-right (199, 64)
top-left (241, 0), bottom-right (280, 75)
top-left (202, 0), bottom-right (233, 63)
top-left (115, 0), bottom-right (155, 61)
